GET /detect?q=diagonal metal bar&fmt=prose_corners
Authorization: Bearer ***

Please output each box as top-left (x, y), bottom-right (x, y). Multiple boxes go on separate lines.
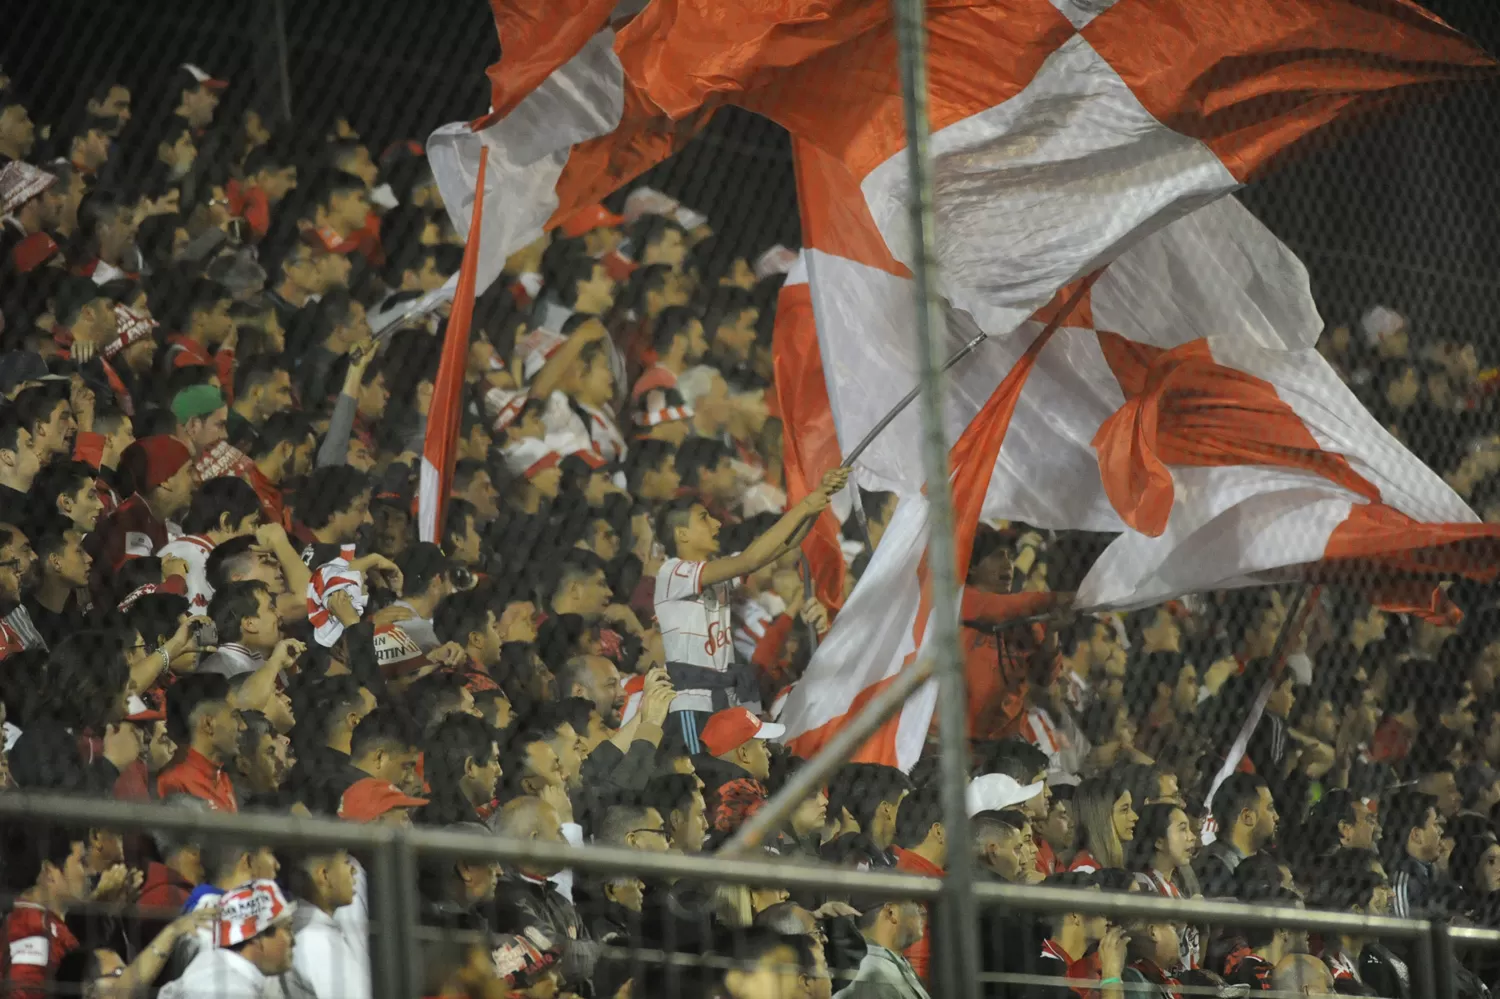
top-left (889, 0), bottom-right (980, 995)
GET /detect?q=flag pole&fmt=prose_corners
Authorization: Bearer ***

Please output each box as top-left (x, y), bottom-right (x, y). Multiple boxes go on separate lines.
top-left (891, 1), bottom-right (980, 995)
top-left (841, 330), bottom-right (989, 468)
top-left (840, 276), bottom-right (1093, 471)
top-left (1203, 583), bottom-right (1318, 814)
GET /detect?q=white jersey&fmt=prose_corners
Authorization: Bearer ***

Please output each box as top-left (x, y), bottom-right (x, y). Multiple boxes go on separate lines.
top-left (655, 557), bottom-right (738, 713)
top-left (155, 534), bottom-right (217, 610)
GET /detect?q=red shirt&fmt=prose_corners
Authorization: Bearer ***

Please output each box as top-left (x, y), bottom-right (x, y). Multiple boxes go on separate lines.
top-left (0, 621), bottom-right (23, 663)
top-left (963, 590), bottom-right (1059, 740)
top-left (1067, 848), bottom-right (1101, 873)
top-left (2, 902), bottom-right (78, 999)
top-left (893, 848), bottom-right (944, 982)
top-left (1035, 837), bottom-right (1059, 876)
top-left (138, 862), bottom-right (194, 915)
top-left (87, 493), bottom-right (169, 601)
top-left (157, 748), bottom-right (239, 813)
top-left (1041, 940), bottom-right (1104, 999)
top-left (1370, 715), bottom-right (1413, 764)
top-left (113, 759), bottom-right (152, 801)
top-left (226, 179), bottom-right (272, 239)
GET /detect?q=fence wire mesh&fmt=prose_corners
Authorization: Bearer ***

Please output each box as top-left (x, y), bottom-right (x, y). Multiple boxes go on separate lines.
top-left (3, 0), bottom-right (1500, 996)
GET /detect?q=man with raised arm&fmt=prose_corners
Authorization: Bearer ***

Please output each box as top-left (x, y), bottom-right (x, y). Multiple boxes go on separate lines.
top-left (652, 466), bottom-right (849, 751)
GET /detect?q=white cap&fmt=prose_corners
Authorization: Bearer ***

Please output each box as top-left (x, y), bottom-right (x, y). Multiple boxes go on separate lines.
top-left (966, 773), bottom-right (1044, 817)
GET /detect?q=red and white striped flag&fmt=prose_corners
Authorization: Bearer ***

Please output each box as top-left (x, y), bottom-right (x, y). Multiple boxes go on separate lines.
top-left (418, 149), bottom-right (489, 543)
top-left (778, 307), bottom-right (1067, 770)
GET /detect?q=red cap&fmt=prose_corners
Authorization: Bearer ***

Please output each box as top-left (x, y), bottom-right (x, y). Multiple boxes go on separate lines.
top-left (12, 232), bottom-right (59, 273)
top-left (339, 777), bottom-right (429, 821)
top-left (120, 436), bottom-right (192, 493)
top-left (125, 692), bottom-right (166, 723)
top-left (559, 204), bottom-right (625, 239)
top-left (181, 63), bottom-right (230, 90)
top-left (700, 707), bottom-right (786, 758)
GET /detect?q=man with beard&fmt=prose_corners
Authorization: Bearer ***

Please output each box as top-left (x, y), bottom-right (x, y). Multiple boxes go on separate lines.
top-left (556, 655), bottom-right (627, 729)
top-left (232, 710), bottom-right (291, 806)
top-left (0, 523), bottom-right (44, 657)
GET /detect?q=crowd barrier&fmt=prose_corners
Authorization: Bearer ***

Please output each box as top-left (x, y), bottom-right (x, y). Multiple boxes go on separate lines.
top-left (5, 791), bottom-right (1497, 998)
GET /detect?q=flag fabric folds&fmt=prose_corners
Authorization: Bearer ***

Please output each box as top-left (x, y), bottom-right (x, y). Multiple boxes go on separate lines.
top-left (770, 258), bottom-right (847, 612)
top-left (418, 149), bottom-right (490, 544)
top-left (778, 314), bottom-right (1065, 770)
top-left (429, 0), bottom-right (1499, 758)
top-left (432, 0), bottom-right (1491, 301)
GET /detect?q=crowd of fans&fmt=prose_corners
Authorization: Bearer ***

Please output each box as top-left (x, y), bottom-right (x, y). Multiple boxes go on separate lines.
top-left (2, 57), bottom-right (1500, 999)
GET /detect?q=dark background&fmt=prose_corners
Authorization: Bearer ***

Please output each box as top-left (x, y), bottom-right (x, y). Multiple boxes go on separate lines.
top-left (6, 0), bottom-right (1500, 340)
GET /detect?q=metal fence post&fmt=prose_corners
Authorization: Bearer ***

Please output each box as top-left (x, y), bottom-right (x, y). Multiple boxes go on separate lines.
top-left (368, 835), bottom-right (408, 999)
top-left (890, 1), bottom-right (981, 998)
top-left (393, 833), bottom-right (424, 999)
top-left (1432, 920), bottom-right (1458, 999)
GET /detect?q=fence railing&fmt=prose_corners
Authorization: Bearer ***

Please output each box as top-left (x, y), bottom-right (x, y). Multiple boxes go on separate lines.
top-left (4, 791), bottom-right (1499, 998)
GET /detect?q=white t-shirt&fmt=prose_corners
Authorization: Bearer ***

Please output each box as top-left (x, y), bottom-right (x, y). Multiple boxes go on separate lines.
top-left (155, 534), bottom-right (217, 610)
top-left (655, 557), bottom-right (738, 714)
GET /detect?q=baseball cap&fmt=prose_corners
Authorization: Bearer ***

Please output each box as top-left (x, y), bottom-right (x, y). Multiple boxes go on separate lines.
top-left (339, 777), bottom-right (430, 821)
top-left (966, 773), bottom-right (1044, 817)
top-left (0, 351), bottom-right (48, 397)
top-left (124, 692), bottom-right (166, 723)
top-left (181, 63), bottom-right (230, 90)
top-left (215, 879), bottom-right (295, 948)
top-left (701, 707), bottom-right (785, 758)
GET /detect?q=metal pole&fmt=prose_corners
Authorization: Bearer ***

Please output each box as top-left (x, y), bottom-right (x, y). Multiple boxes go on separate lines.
top-left (891, 1), bottom-right (980, 995)
top-left (271, 0), bottom-right (294, 123)
top-left (721, 656), bottom-right (936, 854)
top-left (1204, 583), bottom-right (1313, 812)
top-left (367, 838), bottom-right (406, 999)
top-left (722, 608), bottom-right (1059, 856)
top-left (841, 330), bottom-right (989, 468)
top-left (1432, 920), bottom-right (1457, 999)
top-left (393, 836), bottom-right (424, 999)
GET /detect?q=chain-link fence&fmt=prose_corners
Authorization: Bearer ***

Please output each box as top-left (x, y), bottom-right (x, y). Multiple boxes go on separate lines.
top-left (4, 0), bottom-right (1500, 996)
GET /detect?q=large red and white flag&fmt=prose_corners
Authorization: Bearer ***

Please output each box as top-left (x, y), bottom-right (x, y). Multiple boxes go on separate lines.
top-left (418, 150), bottom-right (489, 543)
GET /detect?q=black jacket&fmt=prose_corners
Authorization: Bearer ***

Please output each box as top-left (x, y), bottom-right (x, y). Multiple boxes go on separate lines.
top-left (1191, 839), bottom-right (1247, 898)
top-left (489, 874), bottom-right (594, 989)
top-left (1389, 854), bottom-right (1446, 920)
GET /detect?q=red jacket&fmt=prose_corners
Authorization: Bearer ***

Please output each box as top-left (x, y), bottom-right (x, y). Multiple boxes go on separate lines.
top-left (137, 862), bottom-right (193, 915)
top-left (157, 748), bottom-right (239, 813)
